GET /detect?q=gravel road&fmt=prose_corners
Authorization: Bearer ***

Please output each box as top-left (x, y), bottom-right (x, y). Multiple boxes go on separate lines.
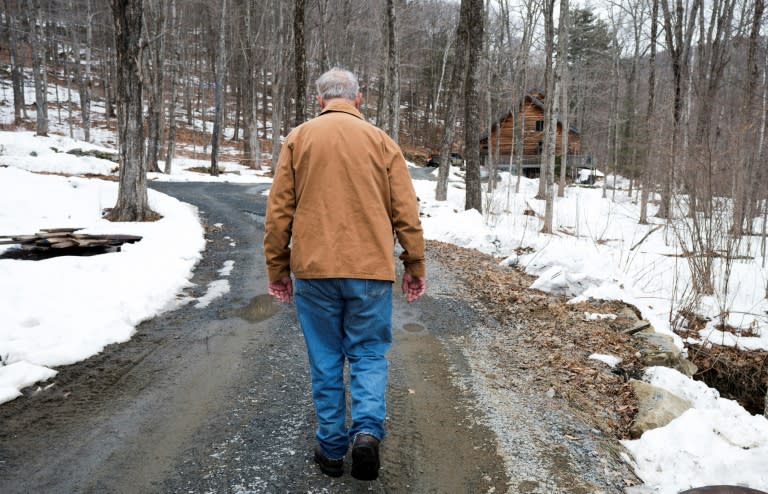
top-left (0, 179), bottom-right (634, 493)
top-left (0, 181), bottom-right (505, 493)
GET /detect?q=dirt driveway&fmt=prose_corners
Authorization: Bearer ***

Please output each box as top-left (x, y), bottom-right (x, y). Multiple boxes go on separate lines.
top-left (0, 181), bottom-right (635, 493)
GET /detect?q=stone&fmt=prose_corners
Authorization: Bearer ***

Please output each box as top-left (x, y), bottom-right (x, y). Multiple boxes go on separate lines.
top-left (679, 487), bottom-right (768, 494)
top-left (629, 380), bottom-right (691, 439)
top-left (617, 306), bottom-right (641, 322)
top-left (633, 331), bottom-right (698, 377)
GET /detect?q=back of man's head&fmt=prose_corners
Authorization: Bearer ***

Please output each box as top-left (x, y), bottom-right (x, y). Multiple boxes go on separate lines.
top-left (316, 68), bottom-right (359, 102)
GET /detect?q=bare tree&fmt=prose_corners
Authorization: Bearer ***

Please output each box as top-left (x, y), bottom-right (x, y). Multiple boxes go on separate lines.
top-left (28, 0), bottom-right (48, 136)
top-left (108, 0), bottom-right (157, 221)
top-left (210, 0), bottom-right (229, 177)
top-left (733, 0), bottom-right (764, 236)
top-left (294, 0), bottom-right (307, 126)
top-left (639, 0), bottom-right (659, 225)
top-left (80, 0), bottom-right (94, 142)
top-left (270, 0), bottom-right (285, 172)
top-left (143, 0), bottom-right (166, 173)
top-left (164, 0), bottom-right (180, 174)
top-left (5, 0), bottom-right (26, 124)
top-left (557, 0), bottom-right (570, 198)
top-left (435, 1), bottom-right (469, 202)
top-left (657, 0), bottom-right (701, 219)
top-left (464, 0), bottom-right (484, 212)
top-left (540, 0), bottom-right (558, 233)
top-left (107, 0), bottom-right (156, 222)
top-left (382, 0), bottom-right (401, 142)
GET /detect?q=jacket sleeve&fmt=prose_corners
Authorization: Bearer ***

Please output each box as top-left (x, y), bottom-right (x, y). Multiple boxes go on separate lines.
top-left (264, 139), bottom-right (296, 282)
top-left (388, 146), bottom-right (426, 278)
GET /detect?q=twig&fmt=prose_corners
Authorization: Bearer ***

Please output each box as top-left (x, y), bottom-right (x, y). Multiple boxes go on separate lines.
top-left (629, 224), bottom-right (663, 251)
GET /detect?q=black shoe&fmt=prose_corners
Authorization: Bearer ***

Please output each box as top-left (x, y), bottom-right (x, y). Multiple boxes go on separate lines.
top-left (314, 445), bottom-right (343, 478)
top-left (350, 433), bottom-right (380, 481)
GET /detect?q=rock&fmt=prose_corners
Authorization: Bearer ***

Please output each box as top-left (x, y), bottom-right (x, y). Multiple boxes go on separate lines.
top-left (629, 380), bottom-right (691, 439)
top-left (617, 306), bottom-right (641, 322)
top-left (66, 148), bottom-right (119, 162)
top-left (679, 487), bottom-right (768, 494)
top-left (633, 331), bottom-right (698, 377)
top-left (622, 320), bottom-right (651, 335)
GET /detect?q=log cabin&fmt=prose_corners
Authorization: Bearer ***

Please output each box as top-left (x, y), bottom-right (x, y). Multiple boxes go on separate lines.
top-left (480, 90), bottom-right (584, 178)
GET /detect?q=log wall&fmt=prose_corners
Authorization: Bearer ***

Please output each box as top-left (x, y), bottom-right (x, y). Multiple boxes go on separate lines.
top-left (482, 97), bottom-right (581, 159)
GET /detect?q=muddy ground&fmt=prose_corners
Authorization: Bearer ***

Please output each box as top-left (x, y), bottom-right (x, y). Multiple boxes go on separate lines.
top-left (0, 181), bottom-right (640, 493)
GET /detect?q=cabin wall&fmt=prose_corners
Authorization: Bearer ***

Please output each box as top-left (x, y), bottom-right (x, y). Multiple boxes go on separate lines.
top-left (482, 100), bottom-right (581, 160)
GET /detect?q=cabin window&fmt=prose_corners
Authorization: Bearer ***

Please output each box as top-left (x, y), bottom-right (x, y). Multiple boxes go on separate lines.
top-left (535, 120), bottom-right (544, 132)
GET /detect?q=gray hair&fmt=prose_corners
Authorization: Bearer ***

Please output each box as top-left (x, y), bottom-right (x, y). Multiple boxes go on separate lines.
top-left (315, 67), bottom-right (359, 101)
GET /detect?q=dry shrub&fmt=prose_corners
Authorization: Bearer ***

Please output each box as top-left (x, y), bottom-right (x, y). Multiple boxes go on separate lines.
top-left (688, 343), bottom-right (768, 415)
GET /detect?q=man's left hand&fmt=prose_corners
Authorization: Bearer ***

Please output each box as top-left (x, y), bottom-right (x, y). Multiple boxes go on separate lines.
top-left (269, 276), bottom-right (293, 303)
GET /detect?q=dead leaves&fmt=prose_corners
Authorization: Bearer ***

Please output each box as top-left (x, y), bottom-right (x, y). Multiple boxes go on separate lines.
top-left (427, 239), bottom-right (643, 439)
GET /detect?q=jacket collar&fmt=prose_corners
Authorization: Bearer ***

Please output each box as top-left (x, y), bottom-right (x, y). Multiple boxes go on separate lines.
top-left (319, 99), bottom-right (364, 120)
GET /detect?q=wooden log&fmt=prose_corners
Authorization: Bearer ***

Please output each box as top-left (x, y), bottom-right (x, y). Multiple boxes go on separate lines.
top-left (12, 235), bottom-right (39, 242)
top-left (73, 239), bottom-right (114, 247)
top-left (34, 236), bottom-right (74, 246)
top-left (39, 227), bottom-right (84, 233)
top-left (49, 240), bottom-right (79, 249)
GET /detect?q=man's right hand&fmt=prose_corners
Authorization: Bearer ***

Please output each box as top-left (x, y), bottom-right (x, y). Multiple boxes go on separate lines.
top-left (268, 276), bottom-right (293, 303)
top-left (401, 272), bottom-right (426, 303)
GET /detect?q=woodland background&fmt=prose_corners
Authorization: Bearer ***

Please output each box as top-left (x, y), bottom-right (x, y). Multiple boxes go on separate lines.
top-left (1, 0), bottom-right (767, 327)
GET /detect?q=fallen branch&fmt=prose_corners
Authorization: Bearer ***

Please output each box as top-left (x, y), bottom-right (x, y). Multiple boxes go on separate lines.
top-left (630, 225), bottom-right (663, 251)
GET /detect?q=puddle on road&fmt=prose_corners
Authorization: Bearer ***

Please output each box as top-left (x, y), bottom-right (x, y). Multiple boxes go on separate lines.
top-left (403, 323), bottom-right (425, 333)
top-left (223, 294), bottom-right (280, 322)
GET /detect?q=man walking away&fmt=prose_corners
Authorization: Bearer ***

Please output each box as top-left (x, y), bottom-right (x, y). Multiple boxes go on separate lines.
top-left (264, 67), bottom-right (426, 481)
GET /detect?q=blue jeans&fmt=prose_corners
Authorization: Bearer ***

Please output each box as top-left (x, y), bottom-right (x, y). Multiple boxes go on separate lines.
top-left (294, 278), bottom-right (393, 460)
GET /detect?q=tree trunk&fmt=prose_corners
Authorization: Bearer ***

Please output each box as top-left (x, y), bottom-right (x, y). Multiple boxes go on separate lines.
top-left (5, 2), bottom-right (25, 124)
top-left (733, 0), bottom-right (764, 236)
top-left (434, 1), bottom-right (469, 202)
top-left (270, 1), bottom-right (285, 172)
top-left (210, 0), bottom-right (228, 177)
top-left (293, 0), bottom-right (307, 126)
top-left (104, 48), bottom-right (115, 119)
top-left (557, 0), bottom-right (570, 198)
top-left (383, 0), bottom-right (401, 142)
top-left (108, 0), bottom-right (155, 222)
top-left (164, 0), bottom-right (179, 174)
top-left (639, 0), bottom-right (658, 225)
top-left (541, 0), bottom-right (558, 233)
top-left (29, 0), bottom-right (48, 136)
top-left (657, 0), bottom-right (701, 219)
top-left (80, 0), bottom-right (93, 142)
top-left (464, 0), bottom-right (484, 213)
top-left (144, 0), bottom-right (166, 174)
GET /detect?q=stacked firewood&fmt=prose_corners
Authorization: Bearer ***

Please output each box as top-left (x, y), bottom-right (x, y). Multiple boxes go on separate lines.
top-left (0, 228), bottom-right (142, 252)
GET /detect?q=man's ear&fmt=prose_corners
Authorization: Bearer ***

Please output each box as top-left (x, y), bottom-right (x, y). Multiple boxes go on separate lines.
top-left (316, 95), bottom-right (325, 108)
top-left (354, 93), bottom-right (362, 108)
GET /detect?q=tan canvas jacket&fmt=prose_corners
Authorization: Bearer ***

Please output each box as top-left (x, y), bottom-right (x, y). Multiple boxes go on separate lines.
top-left (264, 99), bottom-right (426, 283)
